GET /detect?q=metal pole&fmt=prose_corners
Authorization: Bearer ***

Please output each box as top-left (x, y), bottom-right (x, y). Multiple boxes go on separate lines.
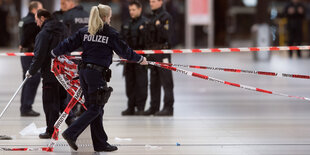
top-left (208, 0), bottom-right (214, 48)
top-left (0, 77), bottom-right (28, 119)
top-left (185, 0), bottom-right (194, 49)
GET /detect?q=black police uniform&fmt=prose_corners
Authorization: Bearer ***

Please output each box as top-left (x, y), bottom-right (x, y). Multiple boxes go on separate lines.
top-left (28, 18), bottom-right (71, 137)
top-left (52, 10), bottom-right (65, 22)
top-left (52, 24), bottom-right (143, 151)
top-left (284, 1), bottom-right (305, 58)
top-left (18, 12), bottom-right (41, 116)
top-left (56, 6), bottom-right (89, 116)
top-left (0, 7), bottom-right (9, 46)
top-left (53, 9), bottom-right (77, 119)
top-left (63, 5), bottom-right (89, 36)
top-left (144, 7), bottom-right (174, 116)
top-left (120, 15), bottom-right (148, 115)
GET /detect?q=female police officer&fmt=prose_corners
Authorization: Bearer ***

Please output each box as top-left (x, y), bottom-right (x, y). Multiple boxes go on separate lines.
top-left (51, 4), bottom-right (148, 152)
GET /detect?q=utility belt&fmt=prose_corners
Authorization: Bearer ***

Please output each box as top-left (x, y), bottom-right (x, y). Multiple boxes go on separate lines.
top-left (20, 43), bottom-right (34, 53)
top-left (79, 62), bottom-right (112, 82)
top-left (20, 47), bottom-right (34, 53)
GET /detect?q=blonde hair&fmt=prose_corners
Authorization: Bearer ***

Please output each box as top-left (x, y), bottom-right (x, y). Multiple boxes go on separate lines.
top-left (88, 4), bottom-right (112, 35)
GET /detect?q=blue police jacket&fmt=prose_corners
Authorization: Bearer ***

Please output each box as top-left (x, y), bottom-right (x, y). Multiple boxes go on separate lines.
top-left (52, 24), bottom-right (143, 68)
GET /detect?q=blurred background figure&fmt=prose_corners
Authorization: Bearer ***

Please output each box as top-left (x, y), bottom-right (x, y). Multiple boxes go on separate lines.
top-left (5, 0), bottom-right (18, 47)
top-left (62, 0), bottom-right (89, 36)
top-left (18, 1), bottom-right (42, 117)
top-left (0, 0), bottom-right (9, 47)
top-left (53, 0), bottom-right (89, 118)
top-left (143, 0), bottom-right (174, 116)
top-left (120, 0), bottom-right (148, 116)
top-left (53, 0), bottom-right (69, 21)
top-left (283, 0), bottom-right (305, 58)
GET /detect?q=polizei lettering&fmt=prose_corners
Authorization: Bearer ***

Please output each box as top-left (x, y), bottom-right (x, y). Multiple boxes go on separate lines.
top-left (75, 17), bottom-right (88, 24)
top-left (83, 34), bottom-right (109, 44)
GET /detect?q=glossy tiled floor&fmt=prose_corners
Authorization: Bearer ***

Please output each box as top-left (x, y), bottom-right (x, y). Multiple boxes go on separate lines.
top-left (1, 48), bottom-right (310, 154)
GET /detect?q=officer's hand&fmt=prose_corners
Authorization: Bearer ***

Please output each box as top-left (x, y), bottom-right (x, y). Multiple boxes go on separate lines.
top-left (25, 70), bottom-right (32, 78)
top-left (155, 20), bottom-right (160, 26)
top-left (140, 57), bottom-right (148, 65)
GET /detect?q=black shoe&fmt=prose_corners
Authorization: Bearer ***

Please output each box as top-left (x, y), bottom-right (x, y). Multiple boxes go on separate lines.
top-left (62, 132), bottom-right (78, 151)
top-left (95, 143), bottom-right (118, 152)
top-left (154, 108), bottom-right (173, 116)
top-left (21, 110), bottom-right (40, 117)
top-left (39, 132), bottom-right (52, 139)
top-left (0, 135), bottom-right (12, 140)
top-left (121, 108), bottom-right (135, 116)
top-left (134, 110), bottom-right (145, 116)
top-left (143, 108), bottom-right (158, 116)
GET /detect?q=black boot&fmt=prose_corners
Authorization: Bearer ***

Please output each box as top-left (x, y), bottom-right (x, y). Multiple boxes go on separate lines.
top-left (21, 110), bottom-right (40, 117)
top-left (121, 108), bottom-right (135, 116)
top-left (62, 132), bottom-right (78, 151)
top-left (134, 110), bottom-right (145, 116)
top-left (39, 132), bottom-right (52, 139)
top-left (0, 135), bottom-right (12, 140)
top-left (154, 108), bottom-right (173, 116)
top-left (143, 108), bottom-right (158, 116)
top-left (95, 143), bottom-right (118, 152)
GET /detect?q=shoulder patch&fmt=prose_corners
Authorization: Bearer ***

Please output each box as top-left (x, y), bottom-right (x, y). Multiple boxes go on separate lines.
top-left (123, 25), bottom-right (129, 29)
top-left (18, 21), bottom-right (24, 28)
top-left (164, 20), bottom-right (169, 30)
top-left (139, 25), bottom-right (144, 30)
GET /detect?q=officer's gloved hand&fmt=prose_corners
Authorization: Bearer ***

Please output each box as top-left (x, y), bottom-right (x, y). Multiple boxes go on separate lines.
top-left (140, 57), bottom-right (148, 65)
top-left (25, 70), bottom-right (32, 78)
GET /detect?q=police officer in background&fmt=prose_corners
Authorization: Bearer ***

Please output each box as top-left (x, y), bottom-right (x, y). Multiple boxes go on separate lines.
top-left (62, 0), bottom-right (89, 36)
top-left (26, 9), bottom-right (72, 139)
top-left (143, 0), bottom-right (174, 116)
top-left (284, 0), bottom-right (305, 58)
top-left (53, 0), bottom-right (89, 117)
top-left (52, 0), bottom-right (68, 22)
top-left (120, 0), bottom-right (148, 116)
top-left (51, 4), bottom-right (148, 152)
top-left (18, 1), bottom-right (42, 117)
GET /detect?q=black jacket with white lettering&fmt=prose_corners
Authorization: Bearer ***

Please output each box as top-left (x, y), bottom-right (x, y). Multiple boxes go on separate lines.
top-left (63, 5), bottom-right (89, 35)
top-left (52, 24), bottom-right (143, 68)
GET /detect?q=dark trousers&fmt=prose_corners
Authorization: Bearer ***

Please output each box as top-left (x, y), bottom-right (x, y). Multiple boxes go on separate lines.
top-left (42, 81), bottom-right (73, 134)
top-left (288, 29), bottom-right (302, 58)
top-left (149, 54), bottom-right (174, 111)
top-left (124, 63), bottom-right (148, 111)
top-left (63, 68), bottom-right (109, 150)
top-left (20, 56), bottom-right (41, 113)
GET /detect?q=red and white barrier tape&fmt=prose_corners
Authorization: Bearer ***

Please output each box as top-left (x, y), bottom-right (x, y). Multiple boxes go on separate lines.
top-left (0, 57), bottom-right (84, 152)
top-left (134, 46), bottom-right (310, 54)
top-left (0, 147), bottom-right (50, 151)
top-left (148, 62), bottom-right (310, 102)
top-left (1, 45), bottom-right (310, 56)
top-left (114, 59), bottom-right (310, 80)
top-left (156, 62), bottom-right (310, 80)
top-left (44, 56), bottom-right (86, 152)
